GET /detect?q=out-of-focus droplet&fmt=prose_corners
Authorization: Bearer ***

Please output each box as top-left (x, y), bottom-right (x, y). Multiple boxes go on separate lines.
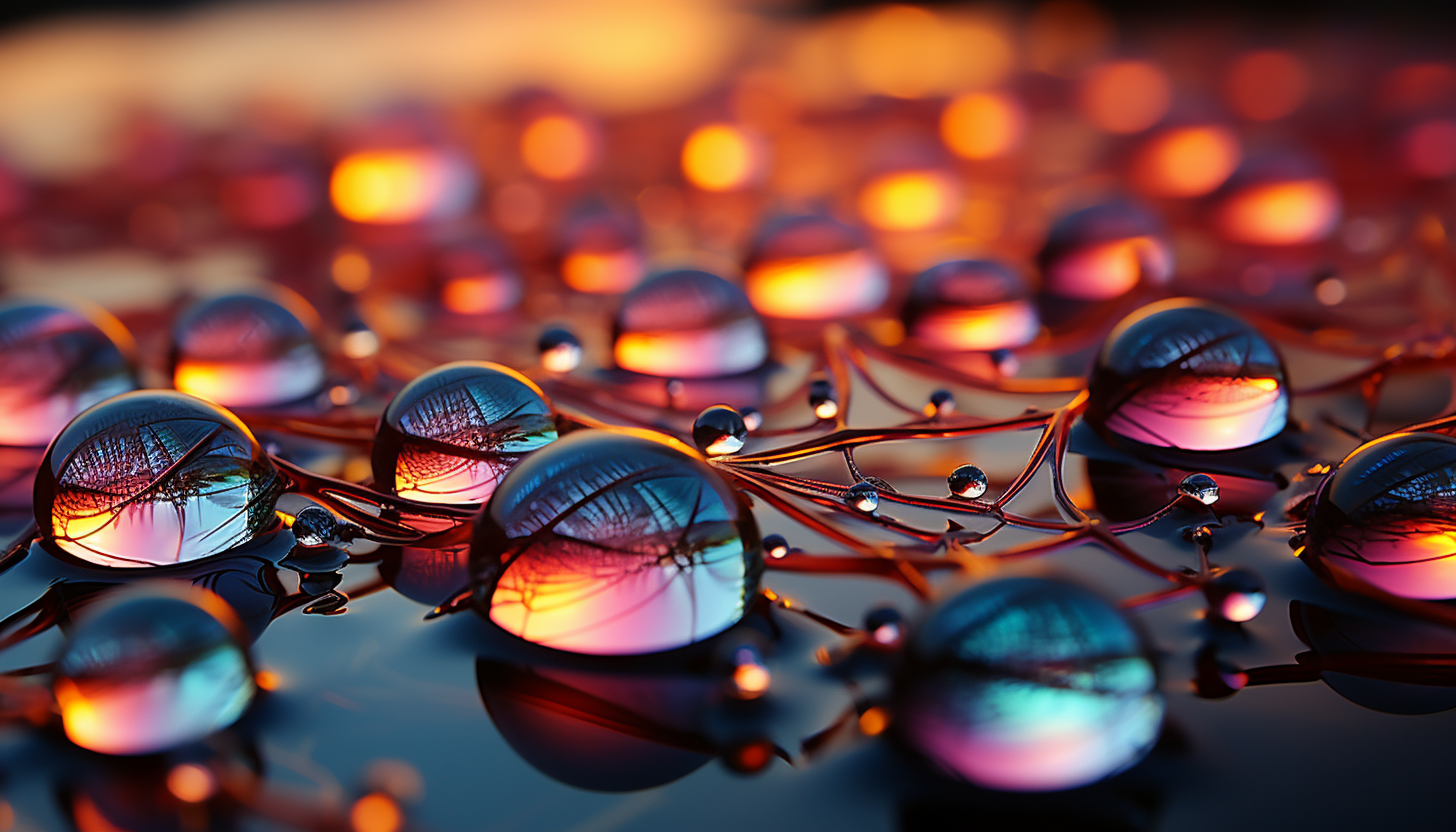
top-left (472, 430), bottom-right (761, 655)
top-left (1215, 156), bottom-right (1341, 246)
top-left (0, 300), bottom-right (136, 447)
top-left (1079, 60), bottom-right (1172, 134)
top-left (172, 291), bottom-right (326, 409)
top-left (521, 113), bottom-right (599, 181)
top-left (1039, 201), bottom-right (1172, 301)
top-left (693, 405), bottom-right (748, 456)
top-left (331, 148), bottom-right (476, 224)
top-left (351, 792), bottom-right (404, 832)
top-left (36, 391), bottom-right (282, 567)
top-left (858, 169), bottom-right (960, 232)
top-left (846, 481), bottom-right (880, 513)
top-left (291, 505), bottom-right (338, 547)
top-left (743, 215), bottom-right (889, 320)
top-left (166, 762), bottom-right (219, 803)
top-left (1205, 568), bottom-right (1267, 622)
top-left (682, 124), bottom-right (765, 192)
top-left (727, 645), bottom-right (771, 700)
top-left (433, 234), bottom-right (523, 315)
top-left (948, 465), bottom-right (989, 500)
top-left (559, 202), bottom-right (645, 294)
top-left (1087, 299), bottom-right (1289, 451)
top-left (809, 377), bottom-right (838, 420)
top-left (940, 92), bottom-right (1026, 160)
top-left (538, 328), bottom-right (583, 373)
top-left (374, 362), bottom-right (556, 506)
top-left (763, 533), bottom-right (788, 559)
top-left (53, 582), bottom-right (256, 755)
top-left (1226, 50), bottom-right (1310, 121)
top-left (865, 606), bottom-right (904, 648)
top-left (903, 259), bottom-right (1040, 351)
top-left (1178, 473), bottom-right (1221, 505)
top-left (217, 140), bottom-right (319, 230)
top-left (893, 578), bottom-right (1164, 791)
top-left (926, 390), bottom-right (956, 418)
top-left (1133, 125), bottom-right (1241, 197)
top-left (614, 269), bottom-right (769, 378)
top-left (739, 406), bottom-right (763, 432)
top-left (1400, 118), bottom-right (1456, 179)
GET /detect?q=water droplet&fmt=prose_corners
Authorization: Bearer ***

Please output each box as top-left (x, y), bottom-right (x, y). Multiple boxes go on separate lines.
top-left (809, 377), bottom-right (838, 420)
top-left (846, 481), bottom-right (880, 513)
top-left (1038, 201), bottom-right (1172, 301)
top-left (1216, 153), bottom-right (1341, 246)
top-left (171, 290), bottom-right (326, 409)
top-left (893, 578), bottom-right (1164, 791)
top-left (926, 389), bottom-right (956, 417)
top-left (743, 214), bottom-right (889, 320)
top-left (53, 582), bottom-right (256, 755)
top-left (558, 200), bottom-right (645, 293)
top-left (613, 269), bottom-right (769, 379)
top-left (1186, 525), bottom-right (1214, 549)
top-left (472, 430), bottom-right (763, 655)
top-left (432, 232), bottom-right (522, 315)
top-left (1305, 432), bottom-right (1456, 600)
top-left (1086, 299), bottom-right (1289, 451)
top-left (739, 406), bottom-right (763, 432)
top-left (947, 464), bottom-right (989, 500)
top-left (727, 645), bottom-right (771, 700)
top-left (0, 300), bottom-right (135, 447)
top-left (537, 328), bottom-right (582, 373)
top-left (865, 606), bottom-right (904, 648)
top-left (35, 391), bottom-right (282, 567)
top-left (290, 505), bottom-right (338, 547)
top-left (903, 260), bottom-right (1040, 351)
top-left (1205, 568), bottom-right (1267, 622)
top-left (693, 405), bottom-right (748, 456)
top-left (1178, 473), bottom-right (1221, 505)
top-left (762, 533), bottom-right (788, 559)
top-left (374, 361), bottom-right (557, 505)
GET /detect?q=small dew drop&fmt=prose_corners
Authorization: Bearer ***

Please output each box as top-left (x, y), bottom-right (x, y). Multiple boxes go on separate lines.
top-left (926, 389), bottom-right (956, 418)
top-left (810, 378), bottom-right (838, 420)
top-left (763, 533), bottom-right (789, 559)
top-left (538, 327), bottom-right (582, 373)
top-left (948, 465), bottom-right (989, 500)
top-left (692, 405), bottom-right (748, 456)
top-left (1205, 568), bottom-right (1267, 623)
top-left (846, 481), bottom-right (880, 513)
top-left (1178, 473), bottom-right (1220, 506)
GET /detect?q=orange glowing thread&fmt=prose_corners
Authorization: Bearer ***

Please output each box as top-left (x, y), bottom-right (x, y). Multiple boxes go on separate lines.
top-left (858, 707), bottom-right (890, 736)
top-left (1227, 51), bottom-right (1309, 121)
top-left (682, 124), bottom-right (758, 191)
top-left (350, 793), bottom-right (403, 832)
top-left (941, 92), bottom-right (1026, 160)
top-left (1080, 61), bottom-right (1171, 134)
top-left (167, 764), bottom-right (218, 803)
top-left (1219, 180), bottom-right (1340, 246)
top-left (332, 247), bottom-right (372, 293)
top-left (562, 249), bottom-right (642, 293)
top-left (1134, 126), bottom-right (1241, 197)
top-left (858, 171), bottom-right (957, 231)
top-left (521, 115), bottom-right (594, 181)
top-left (330, 151), bottom-right (437, 223)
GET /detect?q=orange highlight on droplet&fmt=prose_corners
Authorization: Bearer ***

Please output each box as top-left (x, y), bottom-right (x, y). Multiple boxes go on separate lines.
top-left (1135, 126), bottom-right (1241, 197)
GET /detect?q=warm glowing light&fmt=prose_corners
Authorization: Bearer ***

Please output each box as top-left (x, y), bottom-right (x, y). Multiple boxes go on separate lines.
top-left (859, 707), bottom-right (889, 736)
top-left (167, 763), bottom-right (218, 803)
top-left (858, 171), bottom-right (958, 231)
top-left (174, 357), bottom-right (325, 409)
top-left (1218, 179), bottom-right (1340, 246)
top-left (1079, 61), bottom-right (1171, 134)
top-left (562, 249), bottom-right (643, 293)
top-left (745, 250), bottom-right (888, 320)
top-left (1403, 119), bottom-right (1456, 178)
top-left (255, 670), bottom-right (281, 690)
top-left (332, 247), bottom-right (372, 292)
top-left (350, 793), bottom-right (403, 832)
top-left (681, 124), bottom-right (760, 191)
top-left (1044, 237), bottom-right (1171, 300)
top-left (1134, 126), bottom-right (1241, 197)
top-left (521, 114), bottom-right (595, 181)
top-left (330, 150), bottom-right (473, 224)
top-left (909, 302), bottom-right (1040, 352)
top-left (613, 319), bottom-right (768, 379)
top-left (442, 275), bottom-right (520, 315)
top-left (941, 92), bottom-right (1026, 160)
top-left (848, 5), bottom-right (1012, 98)
top-left (732, 662), bottom-right (771, 699)
top-left (1226, 50), bottom-right (1309, 121)
top-left (814, 400), bottom-right (839, 420)
top-left (341, 329), bottom-right (381, 359)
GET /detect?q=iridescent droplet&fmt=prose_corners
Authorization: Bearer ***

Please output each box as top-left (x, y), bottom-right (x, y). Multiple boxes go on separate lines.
top-left (471, 430), bottom-right (763, 655)
top-left (1204, 568), bottom-right (1266, 622)
top-left (947, 465), bottom-right (988, 500)
top-left (35, 391), bottom-right (282, 568)
top-left (0, 300), bottom-right (136, 447)
top-left (1178, 473), bottom-right (1221, 505)
top-left (613, 269), bottom-right (769, 379)
top-left (53, 582), bottom-right (256, 755)
top-left (893, 578), bottom-right (1164, 791)
top-left (374, 361), bottom-right (557, 505)
top-left (171, 291), bottom-right (326, 409)
top-left (1038, 201), bottom-right (1172, 301)
top-left (742, 215), bottom-right (889, 320)
top-left (537, 328), bottom-right (582, 373)
top-left (693, 405), bottom-right (748, 456)
top-left (846, 482), bottom-right (880, 513)
top-left (903, 260), bottom-right (1039, 351)
top-left (1086, 299), bottom-right (1289, 451)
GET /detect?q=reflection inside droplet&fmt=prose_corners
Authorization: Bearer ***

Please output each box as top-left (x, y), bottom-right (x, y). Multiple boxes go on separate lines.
top-left (903, 260), bottom-right (1039, 352)
top-left (1038, 201), bottom-right (1172, 301)
top-left (613, 269), bottom-right (769, 379)
top-left (171, 291), bottom-right (326, 409)
top-left (743, 215), bottom-right (889, 320)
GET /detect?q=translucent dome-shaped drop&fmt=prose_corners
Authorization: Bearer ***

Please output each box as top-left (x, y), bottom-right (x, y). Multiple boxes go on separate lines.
top-left (373, 361), bottom-right (557, 505)
top-left (558, 202), bottom-right (644, 294)
top-left (1215, 154), bottom-right (1341, 246)
top-left (613, 270), bottom-right (769, 379)
top-left (1038, 201), bottom-right (1172, 301)
top-left (471, 430), bottom-right (763, 655)
top-left (893, 578), bottom-right (1164, 791)
top-left (35, 391), bottom-right (282, 568)
top-left (171, 291), bottom-right (326, 409)
top-left (53, 582), bottom-right (256, 755)
top-left (1086, 299), bottom-right (1289, 451)
top-left (743, 215), bottom-right (889, 320)
top-left (902, 260), bottom-right (1039, 352)
top-left (1305, 432), bottom-right (1456, 600)
top-left (0, 300), bottom-right (136, 447)
top-left (432, 234), bottom-right (523, 315)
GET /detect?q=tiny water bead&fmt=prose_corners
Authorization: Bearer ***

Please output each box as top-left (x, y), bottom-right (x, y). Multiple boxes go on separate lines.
top-left (0, 300), bottom-right (136, 447)
top-left (692, 405), bottom-right (748, 456)
top-left (612, 269), bottom-right (769, 379)
top-left (290, 505), bottom-right (339, 547)
top-left (171, 291), bottom-right (326, 409)
top-left (742, 215), bottom-right (889, 320)
top-left (373, 361), bottom-right (557, 506)
top-left (762, 534), bottom-right (788, 559)
top-left (35, 391), bottom-right (283, 568)
top-left (52, 582), bottom-right (256, 755)
top-left (471, 430), bottom-right (763, 656)
top-left (893, 578), bottom-right (1164, 792)
top-left (1205, 568), bottom-right (1267, 622)
top-left (1178, 473), bottom-right (1221, 505)
top-left (902, 260), bottom-right (1040, 352)
top-left (846, 481), bottom-right (880, 513)
top-left (537, 328), bottom-right (582, 373)
top-left (1086, 299), bottom-right (1289, 451)
top-left (809, 378), bottom-right (838, 420)
top-left (1304, 432), bottom-right (1456, 600)
top-left (925, 390), bottom-right (955, 417)
top-left (865, 607), bottom-right (904, 648)
top-left (1037, 201), bottom-right (1173, 301)
top-left (947, 465), bottom-right (988, 500)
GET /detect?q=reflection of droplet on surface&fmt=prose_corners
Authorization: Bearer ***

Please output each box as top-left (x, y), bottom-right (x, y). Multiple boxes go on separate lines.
top-left (472, 430), bottom-right (762, 655)
top-left (948, 465), bottom-right (988, 500)
top-left (0, 300), bottom-right (135, 447)
top-left (373, 361), bottom-right (557, 506)
top-left (1038, 201), bottom-right (1172, 301)
top-left (1178, 473), bottom-right (1220, 505)
top-left (903, 259), bottom-right (1039, 351)
top-left (1305, 432), bottom-right (1456, 600)
top-left (537, 328), bottom-right (583, 373)
top-left (172, 291), bottom-right (327, 409)
top-left (1205, 568), bottom-right (1266, 622)
top-left (53, 582), bottom-right (256, 755)
top-left (743, 215), bottom-right (889, 320)
top-left (1087, 299), bottom-right (1289, 451)
top-left (693, 405), bottom-right (748, 456)
top-left (893, 578), bottom-right (1164, 791)
top-left (613, 270), bottom-right (769, 378)
top-left (36, 391), bottom-right (283, 568)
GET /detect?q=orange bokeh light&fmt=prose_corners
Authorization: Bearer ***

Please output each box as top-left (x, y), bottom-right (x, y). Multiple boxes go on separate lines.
top-left (1134, 126), bottom-right (1242, 197)
top-left (858, 171), bottom-right (958, 231)
top-left (331, 246), bottom-right (372, 292)
top-left (1218, 179), bottom-right (1340, 246)
top-left (521, 114), bottom-right (595, 181)
top-left (350, 793), bottom-right (403, 832)
top-left (1226, 50), bottom-right (1309, 121)
top-left (1080, 60), bottom-right (1171, 134)
top-left (562, 248), bottom-right (643, 293)
top-left (167, 763), bottom-right (218, 803)
top-left (682, 124), bottom-right (760, 191)
top-left (330, 150), bottom-right (467, 224)
top-left (941, 92), bottom-right (1026, 160)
